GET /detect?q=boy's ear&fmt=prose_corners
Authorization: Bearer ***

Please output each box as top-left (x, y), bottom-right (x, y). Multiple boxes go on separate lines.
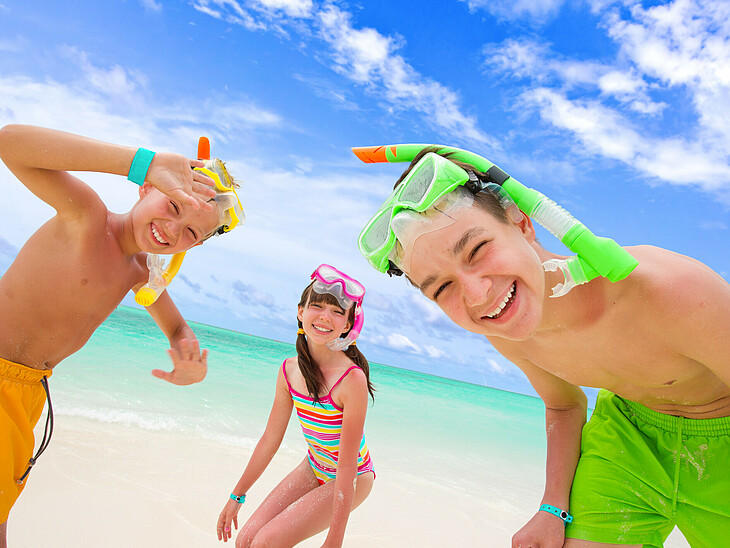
top-left (138, 182), bottom-right (153, 198)
top-left (515, 212), bottom-right (536, 243)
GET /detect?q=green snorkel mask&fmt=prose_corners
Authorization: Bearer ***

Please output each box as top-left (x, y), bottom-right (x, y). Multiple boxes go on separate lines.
top-left (355, 144), bottom-right (638, 297)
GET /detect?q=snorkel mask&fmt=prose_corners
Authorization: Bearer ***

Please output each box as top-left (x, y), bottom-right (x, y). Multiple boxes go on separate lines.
top-left (134, 137), bottom-right (245, 307)
top-left (310, 264), bottom-right (366, 351)
top-left (355, 144), bottom-right (638, 297)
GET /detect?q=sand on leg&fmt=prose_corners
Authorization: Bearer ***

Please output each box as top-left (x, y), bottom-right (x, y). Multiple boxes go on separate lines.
top-left (235, 458), bottom-right (320, 547)
top-left (250, 470), bottom-right (374, 548)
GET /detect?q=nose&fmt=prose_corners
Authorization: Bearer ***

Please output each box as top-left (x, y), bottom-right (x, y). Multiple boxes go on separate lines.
top-left (165, 220), bottom-right (182, 240)
top-left (460, 273), bottom-right (492, 308)
top-left (318, 308), bottom-right (333, 322)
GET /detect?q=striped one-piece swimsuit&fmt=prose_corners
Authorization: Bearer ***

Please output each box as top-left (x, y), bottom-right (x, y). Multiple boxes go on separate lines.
top-left (282, 361), bottom-right (374, 485)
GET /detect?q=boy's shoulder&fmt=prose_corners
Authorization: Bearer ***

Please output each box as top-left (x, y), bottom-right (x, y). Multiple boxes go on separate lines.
top-left (621, 245), bottom-right (722, 299)
top-left (615, 245), bottom-right (727, 333)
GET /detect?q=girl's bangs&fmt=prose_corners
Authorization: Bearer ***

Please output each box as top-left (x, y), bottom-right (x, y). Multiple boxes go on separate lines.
top-left (308, 290), bottom-right (346, 310)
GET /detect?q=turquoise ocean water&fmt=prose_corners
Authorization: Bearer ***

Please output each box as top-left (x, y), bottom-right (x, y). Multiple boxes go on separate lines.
top-left (51, 306), bottom-right (548, 493)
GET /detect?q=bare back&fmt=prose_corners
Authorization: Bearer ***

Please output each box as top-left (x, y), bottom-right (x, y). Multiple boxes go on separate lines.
top-left (492, 245), bottom-right (730, 418)
top-left (0, 206), bottom-right (147, 369)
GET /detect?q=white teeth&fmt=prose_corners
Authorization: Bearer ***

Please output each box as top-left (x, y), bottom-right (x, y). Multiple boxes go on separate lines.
top-left (151, 226), bottom-right (167, 245)
top-left (313, 325), bottom-right (332, 333)
top-left (486, 283), bottom-right (515, 319)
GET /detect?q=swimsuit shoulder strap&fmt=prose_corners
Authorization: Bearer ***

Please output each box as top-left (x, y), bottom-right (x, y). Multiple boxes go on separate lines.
top-left (328, 365), bottom-right (361, 395)
top-left (281, 359), bottom-right (295, 393)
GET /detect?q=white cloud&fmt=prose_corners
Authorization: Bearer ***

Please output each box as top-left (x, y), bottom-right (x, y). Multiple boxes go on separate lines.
top-left (424, 345), bottom-right (446, 359)
top-left (484, 39), bottom-right (662, 113)
top-left (254, 0), bottom-right (313, 18)
top-left (384, 333), bottom-right (420, 354)
top-left (487, 358), bottom-right (508, 375)
top-left (606, 0), bottom-right (730, 144)
top-left (482, 1), bottom-right (730, 199)
top-left (139, 0), bottom-right (162, 12)
top-left (191, 1), bottom-right (493, 147)
top-left (60, 46), bottom-right (147, 101)
top-left (462, 0), bottom-right (566, 23)
top-left (316, 5), bottom-right (492, 147)
top-left (523, 88), bottom-right (730, 193)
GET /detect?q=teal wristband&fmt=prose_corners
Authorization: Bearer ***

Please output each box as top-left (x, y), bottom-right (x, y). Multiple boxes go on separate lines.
top-left (230, 493), bottom-right (246, 504)
top-left (539, 504), bottom-right (573, 524)
top-left (127, 148), bottom-right (156, 186)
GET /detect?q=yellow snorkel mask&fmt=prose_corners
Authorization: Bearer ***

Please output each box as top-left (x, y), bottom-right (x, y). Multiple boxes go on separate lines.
top-left (134, 137), bottom-right (245, 307)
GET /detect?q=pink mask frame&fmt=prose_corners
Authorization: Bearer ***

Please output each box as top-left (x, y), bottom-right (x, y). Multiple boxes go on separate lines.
top-left (310, 264), bottom-right (365, 351)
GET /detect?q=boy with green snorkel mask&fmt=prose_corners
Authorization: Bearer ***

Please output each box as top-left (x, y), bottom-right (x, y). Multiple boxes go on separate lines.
top-left (0, 125), bottom-right (243, 546)
top-left (356, 144), bottom-right (730, 547)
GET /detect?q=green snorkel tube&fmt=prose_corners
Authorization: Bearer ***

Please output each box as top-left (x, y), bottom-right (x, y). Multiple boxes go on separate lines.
top-left (353, 144), bottom-right (638, 297)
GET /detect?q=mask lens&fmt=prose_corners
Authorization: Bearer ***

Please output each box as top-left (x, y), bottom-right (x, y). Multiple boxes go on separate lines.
top-left (399, 156), bottom-right (435, 206)
top-left (361, 206), bottom-right (393, 254)
top-left (315, 265), bottom-right (365, 300)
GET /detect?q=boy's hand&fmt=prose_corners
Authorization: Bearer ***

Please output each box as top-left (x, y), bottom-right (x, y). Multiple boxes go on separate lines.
top-left (217, 499), bottom-right (240, 542)
top-left (152, 338), bottom-right (208, 385)
top-left (511, 510), bottom-right (565, 548)
top-left (145, 152), bottom-right (217, 211)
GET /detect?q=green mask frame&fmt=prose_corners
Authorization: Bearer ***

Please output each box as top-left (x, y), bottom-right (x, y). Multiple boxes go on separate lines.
top-left (354, 144), bottom-right (638, 296)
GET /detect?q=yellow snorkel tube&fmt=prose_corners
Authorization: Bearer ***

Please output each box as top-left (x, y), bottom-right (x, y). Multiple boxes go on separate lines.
top-left (134, 137), bottom-right (244, 307)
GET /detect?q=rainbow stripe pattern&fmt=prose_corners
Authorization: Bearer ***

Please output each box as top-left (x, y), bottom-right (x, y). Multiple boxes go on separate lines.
top-left (283, 362), bottom-right (374, 484)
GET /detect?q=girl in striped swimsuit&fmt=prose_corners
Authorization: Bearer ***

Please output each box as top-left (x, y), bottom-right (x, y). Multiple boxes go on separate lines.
top-left (217, 264), bottom-right (375, 547)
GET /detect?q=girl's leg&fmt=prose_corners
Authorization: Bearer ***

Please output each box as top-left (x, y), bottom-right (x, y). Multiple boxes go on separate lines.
top-left (251, 471), bottom-right (374, 548)
top-left (236, 458), bottom-right (319, 548)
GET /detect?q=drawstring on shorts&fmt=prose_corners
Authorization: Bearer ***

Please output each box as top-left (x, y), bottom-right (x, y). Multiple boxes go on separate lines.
top-left (17, 376), bottom-right (54, 484)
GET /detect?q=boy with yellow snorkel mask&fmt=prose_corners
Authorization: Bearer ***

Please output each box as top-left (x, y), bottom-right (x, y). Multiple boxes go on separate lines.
top-left (356, 144), bottom-right (730, 547)
top-left (0, 125), bottom-right (243, 545)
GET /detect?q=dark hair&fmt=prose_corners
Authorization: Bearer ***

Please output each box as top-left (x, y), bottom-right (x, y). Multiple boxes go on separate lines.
top-left (394, 146), bottom-right (510, 224)
top-left (296, 283), bottom-right (375, 405)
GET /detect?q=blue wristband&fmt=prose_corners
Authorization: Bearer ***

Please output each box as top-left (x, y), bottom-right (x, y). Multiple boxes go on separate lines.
top-left (127, 148), bottom-right (156, 186)
top-left (539, 504), bottom-right (573, 524)
top-left (230, 493), bottom-right (246, 504)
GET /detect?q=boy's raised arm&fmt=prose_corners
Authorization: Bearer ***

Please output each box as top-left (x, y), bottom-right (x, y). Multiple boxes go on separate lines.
top-left (0, 124), bottom-right (215, 217)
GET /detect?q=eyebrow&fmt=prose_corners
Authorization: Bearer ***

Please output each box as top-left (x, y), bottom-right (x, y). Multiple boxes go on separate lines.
top-left (418, 227), bottom-right (487, 294)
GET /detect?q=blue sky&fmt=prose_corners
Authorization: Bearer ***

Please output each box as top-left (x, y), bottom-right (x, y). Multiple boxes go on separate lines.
top-left (1, 0), bottom-right (728, 396)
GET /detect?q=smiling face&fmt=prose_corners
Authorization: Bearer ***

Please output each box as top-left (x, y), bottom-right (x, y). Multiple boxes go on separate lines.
top-left (132, 185), bottom-right (220, 254)
top-left (406, 204), bottom-right (547, 341)
top-left (298, 291), bottom-right (353, 346)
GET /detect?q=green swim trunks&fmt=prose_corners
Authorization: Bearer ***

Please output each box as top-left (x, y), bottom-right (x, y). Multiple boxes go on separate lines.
top-left (566, 390), bottom-right (730, 547)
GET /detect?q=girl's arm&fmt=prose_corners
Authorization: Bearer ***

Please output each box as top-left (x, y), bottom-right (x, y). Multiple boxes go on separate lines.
top-left (323, 368), bottom-right (370, 548)
top-left (217, 367), bottom-right (294, 541)
top-left (0, 124), bottom-right (214, 217)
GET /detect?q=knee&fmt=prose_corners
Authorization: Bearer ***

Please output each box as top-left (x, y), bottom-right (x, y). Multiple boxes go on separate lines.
top-left (249, 530), bottom-right (277, 548)
top-left (235, 529), bottom-right (254, 548)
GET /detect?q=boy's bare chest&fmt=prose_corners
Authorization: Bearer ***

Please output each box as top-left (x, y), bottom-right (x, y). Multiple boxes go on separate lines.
top-left (499, 321), bottom-right (728, 412)
top-left (0, 226), bottom-right (145, 367)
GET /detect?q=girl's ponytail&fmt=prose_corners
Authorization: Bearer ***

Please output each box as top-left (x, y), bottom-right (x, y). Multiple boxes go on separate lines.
top-left (295, 318), bottom-right (327, 406)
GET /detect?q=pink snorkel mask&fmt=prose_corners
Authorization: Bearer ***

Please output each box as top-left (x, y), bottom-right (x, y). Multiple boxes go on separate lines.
top-left (310, 264), bottom-right (365, 351)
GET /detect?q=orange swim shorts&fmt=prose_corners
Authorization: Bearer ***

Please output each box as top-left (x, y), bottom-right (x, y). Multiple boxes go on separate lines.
top-left (0, 357), bottom-right (51, 522)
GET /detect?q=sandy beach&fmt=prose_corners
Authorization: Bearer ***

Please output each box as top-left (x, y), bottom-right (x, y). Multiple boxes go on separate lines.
top-left (8, 416), bottom-right (691, 547)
